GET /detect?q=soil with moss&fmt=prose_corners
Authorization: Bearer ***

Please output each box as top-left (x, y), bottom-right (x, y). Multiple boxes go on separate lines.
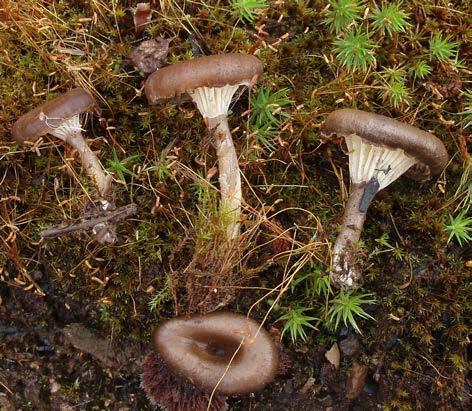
top-left (1, 1), bottom-right (471, 410)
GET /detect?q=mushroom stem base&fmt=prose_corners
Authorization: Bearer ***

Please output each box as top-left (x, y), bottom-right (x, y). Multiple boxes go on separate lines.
top-left (206, 115), bottom-right (242, 240)
top-left (331, 183), bottom-right (369, 289)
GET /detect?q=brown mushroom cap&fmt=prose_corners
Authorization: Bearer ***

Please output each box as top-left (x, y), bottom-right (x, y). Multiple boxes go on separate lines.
top-left (11, 88), bottom-right (95, 145)
top-left (321, 109), bottom-right (449, 180)
top-left (153, 312), bottom-right (279, 395)
top-left (144, 53), bottom-right (263, 104)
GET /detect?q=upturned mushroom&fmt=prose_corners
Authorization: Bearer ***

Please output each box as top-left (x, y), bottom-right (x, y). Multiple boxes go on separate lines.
top-left (12, 88), bottom-right (112, 200)
top-left (144, 53), bottom-right (263, 239)
top-left (321, 109), bottom-right (448, 289)
top-left (141, 311), bottom-right (279, 411)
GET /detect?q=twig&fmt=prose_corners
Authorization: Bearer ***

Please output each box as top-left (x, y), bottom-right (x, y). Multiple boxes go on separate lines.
top-left (40, 203), bottom-right (138, 239)
top-left (0, 379), bottom-right (14, 396)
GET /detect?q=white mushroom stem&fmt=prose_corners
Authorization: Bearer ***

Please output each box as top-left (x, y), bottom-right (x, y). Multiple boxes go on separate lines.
top-left (331, 134), bottom-right (417, 289)
top-left (48, 114), bottom-right (112, 199)
top-left (206, 115), bottom-right (241, 239)
top-left (189, 85), bottom-right (244, 240)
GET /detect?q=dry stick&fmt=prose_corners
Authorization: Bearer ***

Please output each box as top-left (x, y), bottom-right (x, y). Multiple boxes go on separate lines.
top-left (0, 380), bottom-right (14, 396)
top-left (40, 203), bottom-right (137, 239)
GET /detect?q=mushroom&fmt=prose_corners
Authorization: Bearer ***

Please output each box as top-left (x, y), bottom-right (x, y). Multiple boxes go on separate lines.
top-left (11, 89), bottom-right (133, 244)
top-left (144, 53), bottom-right (263, 239)
top-left (12, 88), bottom-right (112, 201)
top-left (141, 311), bottom-right (279, 410)
top-left (321, 109), bottom-right (448, 289)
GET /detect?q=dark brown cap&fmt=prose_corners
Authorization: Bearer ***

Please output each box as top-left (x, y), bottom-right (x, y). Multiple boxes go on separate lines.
top-left (153, 312), bottom-right (279, 395)
top-left (144, 53), bottom-right (263, 104)
top-left (321, 109), bottom-right (449, 180)
top-left (11, 88), bottom-right (95, 145)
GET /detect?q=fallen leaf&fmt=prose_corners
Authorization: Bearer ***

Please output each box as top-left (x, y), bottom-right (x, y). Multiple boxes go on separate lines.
top-left (346, 361), bottom-right (369, 400)
top-left (130, 37), bottom-right (171, 75)
top-left (325, 342), bottom-right (340, 369)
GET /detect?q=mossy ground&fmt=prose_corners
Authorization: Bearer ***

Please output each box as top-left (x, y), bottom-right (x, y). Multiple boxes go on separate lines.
top-left (0, 1), bottom-right (470, 410)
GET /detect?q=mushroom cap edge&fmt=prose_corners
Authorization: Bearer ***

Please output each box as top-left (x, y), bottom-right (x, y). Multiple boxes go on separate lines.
top-left (11, 88), bottom-right (95, 145)
top-left (144, 53), bottom-right (263, 105)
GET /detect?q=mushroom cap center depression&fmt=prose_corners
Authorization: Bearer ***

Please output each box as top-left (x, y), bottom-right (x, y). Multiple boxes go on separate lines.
top-left (184, 331), bottom-right (244, 363)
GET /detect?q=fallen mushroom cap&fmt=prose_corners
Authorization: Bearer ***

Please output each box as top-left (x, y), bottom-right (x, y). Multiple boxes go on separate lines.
top-left (321, 108), bottom-right (449, 181)
top-left (11, 88), bottom-right (95, 145)
top-left (153, 312), bottom-right (279, 395)
top-left (144, 53), bottom-right (263, 104)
